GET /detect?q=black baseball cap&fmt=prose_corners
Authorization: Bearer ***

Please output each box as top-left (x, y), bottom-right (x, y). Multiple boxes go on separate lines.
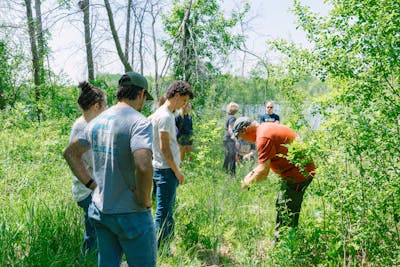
top-left (118, 72), bottom-right (154, 100)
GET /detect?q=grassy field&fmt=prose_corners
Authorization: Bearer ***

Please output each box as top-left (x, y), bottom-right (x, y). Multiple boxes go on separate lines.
top-left (0, 116), bottom-right (355, 266)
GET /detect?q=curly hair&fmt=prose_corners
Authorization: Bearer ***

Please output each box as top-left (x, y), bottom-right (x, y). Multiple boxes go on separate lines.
top-left (77, 81), bottom-right (106, 111)
top-left (165, 81), bottom-right (194, 99)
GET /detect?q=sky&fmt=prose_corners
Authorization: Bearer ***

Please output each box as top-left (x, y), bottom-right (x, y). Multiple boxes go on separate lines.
top-left (48, 0), bottom-right (330, 83)
top-left (221, 0), bottom-right (330, 75)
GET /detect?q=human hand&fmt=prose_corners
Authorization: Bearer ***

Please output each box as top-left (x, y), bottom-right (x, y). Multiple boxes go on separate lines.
top-left (241, 179), bottom-right (250, 190)
top-left (175, 170), bottom-right (185, 185)
top-left (241, 170), bottom-right (255, 190)
top-left (89, 181), bottom-right (97, 190)
top-left (131, 186), bottom-right (152, 209)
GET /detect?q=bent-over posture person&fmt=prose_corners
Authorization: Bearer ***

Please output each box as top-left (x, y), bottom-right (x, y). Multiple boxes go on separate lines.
top-left (68, 81), bottom-right (106, 255)
top-left (64, 72), bottom-right (156, 267)
top-left (233, 117), bottom-right (315, 245)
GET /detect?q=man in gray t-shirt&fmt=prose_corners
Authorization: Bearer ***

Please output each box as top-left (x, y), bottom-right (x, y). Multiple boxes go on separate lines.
top-left (149, 81), bottom-right (194, 247)
top-left (64, 72), bottom-right (156, 267)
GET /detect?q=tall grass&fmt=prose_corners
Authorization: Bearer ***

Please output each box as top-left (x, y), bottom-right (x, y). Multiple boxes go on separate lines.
top-left (0, 119), bottom-right (96, 266)
top-left (3, 108), bottom-right (395, 266)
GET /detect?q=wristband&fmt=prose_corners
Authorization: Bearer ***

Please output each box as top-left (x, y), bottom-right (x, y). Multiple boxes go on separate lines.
top-left (85, 178), bottom-right (95, 188)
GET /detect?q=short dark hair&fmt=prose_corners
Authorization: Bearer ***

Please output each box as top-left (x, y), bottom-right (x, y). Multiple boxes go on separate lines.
top-left (77, 81), bottom-right (106, 111)
top-left (117, 72), bottom-right (153, 100)
top-left (116, 84), bottom-right (143, 101)
top-left (165, 81), bottom-right (194, 99)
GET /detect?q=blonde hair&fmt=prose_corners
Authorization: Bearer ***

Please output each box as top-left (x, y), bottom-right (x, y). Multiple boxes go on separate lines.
top-left (226, 102), bottom-right (239, 115)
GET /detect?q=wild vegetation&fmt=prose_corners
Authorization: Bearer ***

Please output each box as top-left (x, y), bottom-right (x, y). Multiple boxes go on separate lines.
top-left (1, 0), bottom-right (399, 266)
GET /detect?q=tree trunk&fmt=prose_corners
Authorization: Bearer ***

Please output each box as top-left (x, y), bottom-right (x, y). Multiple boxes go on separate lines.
top-left (79, 0), bottom-right (94, 80)
top-left (25, 0), bottom-right (41, 87)
top-left (138, 1), bottom-right (148, 75)
top-left (25, 0), bottom-right (42, 121)
top-left (139, 21), bottom-right (144, 75)
top-left (34, 0), bottom-right (45, 84)
top-left (124, 0), bottom-right (132, 61)
top-left (180, 0), bottom-right (192, 81)
top-left (104, 0), bottom-right (132, 72)
top-left (131, 12), bottom-right (137, 69)
top-left (150, 1), bottom-right (159, 98)
top-left (0, 42), bottom-right (7, 109)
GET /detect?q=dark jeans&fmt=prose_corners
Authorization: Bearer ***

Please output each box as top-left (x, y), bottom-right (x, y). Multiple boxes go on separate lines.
top-left (153, 168), bottom-right (179, 245)
top-left (223, 139), bottom-right (236, 175)
top-left (275, 179), bottom-right (312, 236)
top-left (77, 194), bottom-right (97, 255)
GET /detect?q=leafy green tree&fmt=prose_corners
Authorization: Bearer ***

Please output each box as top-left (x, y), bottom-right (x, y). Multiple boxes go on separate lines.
top-left (0, 41), bottom-right (11, 109)
top-left (289, 0), bottom-right (400, 264)
top-left (263, 39), bottom-right (321, 130)
top-left (162, 0), bottom-right (247, 106)
top-left (0, 41), bottom-right (25, 109)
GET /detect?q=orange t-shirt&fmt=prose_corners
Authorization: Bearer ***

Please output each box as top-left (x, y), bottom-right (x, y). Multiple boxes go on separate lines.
top-left (256, 123), bottom-right (315, 183)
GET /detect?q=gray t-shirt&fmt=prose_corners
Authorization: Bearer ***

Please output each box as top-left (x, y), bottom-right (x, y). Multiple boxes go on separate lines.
top-left (150, 104), bottom-right (181, 169)
top-left (79, 105), bottom-right (153, 214)
top-left (69, 118), bottom-right (93, 202)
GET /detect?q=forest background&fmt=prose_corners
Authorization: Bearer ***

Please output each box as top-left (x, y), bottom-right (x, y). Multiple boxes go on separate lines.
top-left (0, 0), bottom-right (399, 266)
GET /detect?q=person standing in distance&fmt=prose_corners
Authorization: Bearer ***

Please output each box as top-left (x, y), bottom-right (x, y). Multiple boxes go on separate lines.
top-left (233, 117), bottom-right (315, 245)
top-left (175, 102), bottom-right (194, 163)
top-left (149, 81), bottom-right (194, 247)
top-left (223, 102), bottom-right (240, 177)
top-left (64, 72), bottom-right (156, 267)
top-left (260, 101), bottom-right (280, 123)
top-left (68, 81), bottom-right (106, 255)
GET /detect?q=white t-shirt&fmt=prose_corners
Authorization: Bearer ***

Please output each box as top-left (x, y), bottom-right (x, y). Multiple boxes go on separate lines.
top-left (69, 118), bottom-right (93, 202)
top-left (150, 104), bottom-right (181, 169)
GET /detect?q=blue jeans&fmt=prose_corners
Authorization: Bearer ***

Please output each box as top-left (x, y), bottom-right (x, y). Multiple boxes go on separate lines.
top-left (77, 194), bottom-right (97, 254)
top-left (88, 203), bottom-right (156, 267)
top-left (154, 168), bottom-right (179, 245)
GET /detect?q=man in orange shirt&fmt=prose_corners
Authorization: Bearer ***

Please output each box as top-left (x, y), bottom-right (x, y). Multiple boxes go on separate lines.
top-left (233, 117), bottom-right (315, 244)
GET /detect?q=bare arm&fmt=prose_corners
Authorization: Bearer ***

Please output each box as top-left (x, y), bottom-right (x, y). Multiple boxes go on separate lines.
top-left (228, 123), bottom-right (237, 141)
top-left (241, 159), bottom-right (271, 190)
top-left (159, 131), bottom-right (184, 184)
top-left (133, 148), bottom-right (153, 208)
top-left (63, 139), bottom-right (97, 190)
